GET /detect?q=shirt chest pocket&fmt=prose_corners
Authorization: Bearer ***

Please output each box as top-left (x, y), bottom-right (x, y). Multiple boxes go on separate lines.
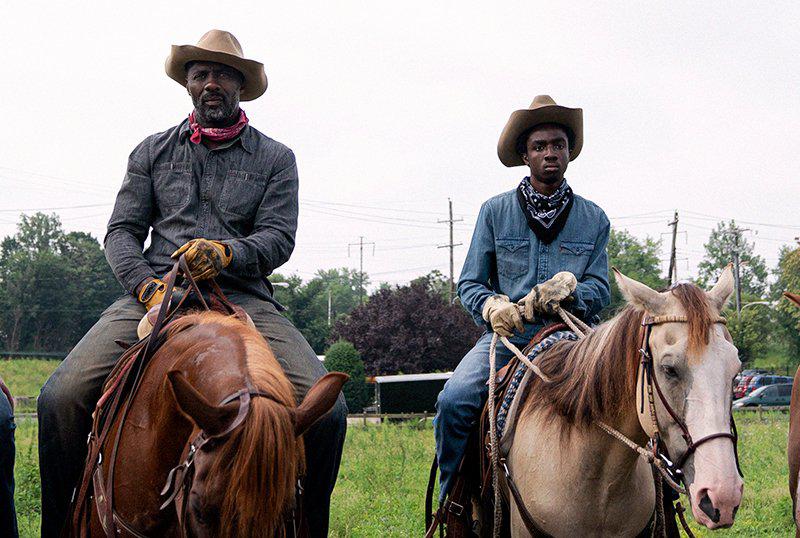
top-left (153, 162), bottom-right (191, 209)
top-left (558, 240), bottom-right (594, 275)
top-left (496, 238), bottom-right (530, 281)
top-left (219, 170), bottom-right (268, 218)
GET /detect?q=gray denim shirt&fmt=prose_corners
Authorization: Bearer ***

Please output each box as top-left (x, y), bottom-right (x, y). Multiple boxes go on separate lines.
top-left (104, 119), bottom-right (297, 303)
top-left (457, 188), bottom-right (611, 335)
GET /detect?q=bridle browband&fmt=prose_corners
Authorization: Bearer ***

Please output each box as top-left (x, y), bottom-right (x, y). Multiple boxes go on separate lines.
top-left (638, 314), bottom-right (743, 488)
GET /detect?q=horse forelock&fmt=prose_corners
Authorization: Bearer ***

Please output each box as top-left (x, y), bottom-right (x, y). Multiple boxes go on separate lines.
top-left (174, 312), bottom-right (301, 537)
top-left (668, 282), bottom-right (714, 360)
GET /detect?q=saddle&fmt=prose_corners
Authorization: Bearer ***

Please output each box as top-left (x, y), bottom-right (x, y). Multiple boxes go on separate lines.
top-left (425, 322), bottom-right (679, 538)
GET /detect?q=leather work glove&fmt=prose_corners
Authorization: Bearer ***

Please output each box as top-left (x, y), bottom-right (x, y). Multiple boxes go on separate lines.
top-left (171, 238), bottom-right (232, 281)
top-left (482, 295), bottom-right (524, 337)
top-left (137, 278), bottom-right (168, 311)
top-left (520, 271), bottom-right (578, 320)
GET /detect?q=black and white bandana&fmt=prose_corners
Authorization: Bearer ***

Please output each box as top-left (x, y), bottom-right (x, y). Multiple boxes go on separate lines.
top-left (516, 177), bottom-right (574, 244)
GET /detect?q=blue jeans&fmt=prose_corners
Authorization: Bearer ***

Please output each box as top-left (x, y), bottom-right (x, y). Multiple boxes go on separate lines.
top-left (434, 330), bottom-right (534, 502)
top-left (0, 393), bottom-right (17, 537)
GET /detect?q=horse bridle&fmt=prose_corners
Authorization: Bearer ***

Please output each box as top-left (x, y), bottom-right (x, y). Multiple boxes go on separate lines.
top-left (159, 386), bottom-right (284, 538)
top-left (637, 314), bottom-right (743, 488)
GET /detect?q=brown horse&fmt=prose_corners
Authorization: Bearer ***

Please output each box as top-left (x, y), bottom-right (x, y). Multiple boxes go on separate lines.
top-left (505, 268), bottom-right (744, 535)
top-left (784, 292), bottom-right (800, 536)
top-left (80, 311), bottom-right (346, 537)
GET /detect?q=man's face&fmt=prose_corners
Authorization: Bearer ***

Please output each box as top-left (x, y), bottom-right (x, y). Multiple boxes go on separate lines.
top-left (186, 61), bottom-right (244, 125)
top-left (521, 124), bottom-right (570, 184)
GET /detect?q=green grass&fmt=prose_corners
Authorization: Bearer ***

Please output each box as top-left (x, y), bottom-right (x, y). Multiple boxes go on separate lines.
top-left (3, 358), bottom-right (795, 536)
top-left (0, 359), bottom-right (59, 400)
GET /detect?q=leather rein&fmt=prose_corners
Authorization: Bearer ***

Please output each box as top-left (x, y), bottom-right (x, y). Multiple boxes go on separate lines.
top-left (72, 258), bottom-right (285, 538)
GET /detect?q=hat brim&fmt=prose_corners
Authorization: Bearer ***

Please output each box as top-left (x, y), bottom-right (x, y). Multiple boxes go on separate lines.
top-left (165, 44), bottom-right (267, 101)
top-left (497, 105), bottom-right (583, 167)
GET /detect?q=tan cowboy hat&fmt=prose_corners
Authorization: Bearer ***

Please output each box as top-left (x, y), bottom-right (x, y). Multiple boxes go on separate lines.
top-left (497, 95), bottom-right (583, 167)
top-left (165, 29), bottom-right (267, 101)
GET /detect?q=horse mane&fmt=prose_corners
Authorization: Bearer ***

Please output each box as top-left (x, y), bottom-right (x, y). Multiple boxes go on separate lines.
top-left (524, 282), bottom-right (714, 428)
top-left (168, 312), bottom-right (303, 538)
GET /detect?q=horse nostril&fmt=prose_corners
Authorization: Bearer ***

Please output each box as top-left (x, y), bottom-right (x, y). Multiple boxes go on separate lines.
top-left (699, 492), bottom-right (721, 523)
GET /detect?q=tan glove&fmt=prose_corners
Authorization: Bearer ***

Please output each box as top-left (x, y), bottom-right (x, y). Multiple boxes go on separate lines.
top-left (171, 238), bottom-right (232, 281)
top-left (137, 278), bottom-right (168, 311)
top-left (482, 295), bottom-right (524, 337)
top-left (520, 271), bottom-right (577, 320)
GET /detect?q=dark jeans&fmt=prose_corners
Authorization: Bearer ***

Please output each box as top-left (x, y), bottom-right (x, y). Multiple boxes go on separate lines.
top-left (38, 293), bottom-right (347, 537)
top-left (0, 393), bottom-right (17, 538)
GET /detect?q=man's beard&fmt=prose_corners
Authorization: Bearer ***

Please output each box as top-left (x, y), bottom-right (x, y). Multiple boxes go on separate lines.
top-left (192, 93), bottom-right (240, 126)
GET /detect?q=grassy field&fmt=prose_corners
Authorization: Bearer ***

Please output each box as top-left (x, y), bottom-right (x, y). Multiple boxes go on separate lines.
top-left (1, 360), bottom-right (796, 536)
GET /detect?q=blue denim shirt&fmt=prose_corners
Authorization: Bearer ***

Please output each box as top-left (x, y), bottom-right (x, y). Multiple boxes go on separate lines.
top-left (457, 188), bottom-right (610, 335)
top-left (104, 119), bottom-right (298, 304)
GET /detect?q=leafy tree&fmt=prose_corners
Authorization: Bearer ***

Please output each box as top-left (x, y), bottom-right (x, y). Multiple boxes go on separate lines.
top-left (698, 220), bottom-right (768, 296)
top-left (605, 229), bottom-right (665, 315)
top-left (271, 268), bottom-right (366, 353)
top-left (725, 306), bottom-right (771, 366)
top-left (324, 340), bottom-right (370, 412)
top-left (0, 213), bottom-right (121, 351)
top-left (772, 246), bottom-right (800, 363)
top-left (331, 274), bottom-right (482, 375)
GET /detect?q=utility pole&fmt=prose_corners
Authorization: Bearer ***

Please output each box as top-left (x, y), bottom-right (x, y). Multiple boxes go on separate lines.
top-left (348, 236), bottom-right (375, 305)
top-left (725, 225), bottom-right (750, 317)
top-left (667, 210), bottom-right (679, 285)
top-left (327, 288), bottom-right (332, 326)
top-left (438, 198), bottom-right (463, 303)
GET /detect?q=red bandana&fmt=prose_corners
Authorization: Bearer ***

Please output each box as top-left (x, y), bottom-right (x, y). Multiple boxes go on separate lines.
top-left (189, 109), bottom-right (249, 145)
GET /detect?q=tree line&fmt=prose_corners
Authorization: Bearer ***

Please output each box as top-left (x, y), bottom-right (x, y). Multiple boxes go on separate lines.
top-left (1, 213), bottom-right (799, 376)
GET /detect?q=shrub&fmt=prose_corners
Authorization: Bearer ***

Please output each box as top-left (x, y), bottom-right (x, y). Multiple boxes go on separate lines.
top-left (324, 340), bottom-right (371, 412)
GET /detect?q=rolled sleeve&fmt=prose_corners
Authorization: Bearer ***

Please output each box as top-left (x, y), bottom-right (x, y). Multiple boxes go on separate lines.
top-left (568, 214), bottom-right (611, 320)
top-left (457, 202), bottom-right (496, 326)
top-left (104, 139), bottom-right (156, 294)
top-left (226, 148), bottom-right (298, 279)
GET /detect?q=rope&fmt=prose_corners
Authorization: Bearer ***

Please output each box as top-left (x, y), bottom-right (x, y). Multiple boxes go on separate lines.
top-left (488, 332), bottom-right (502, 538)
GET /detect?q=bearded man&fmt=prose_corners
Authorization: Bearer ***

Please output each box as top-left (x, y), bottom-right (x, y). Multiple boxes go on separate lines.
top-left (433, 95), bottom-right (611, 506)
top-left (37, 30), bottom-right (346, 537)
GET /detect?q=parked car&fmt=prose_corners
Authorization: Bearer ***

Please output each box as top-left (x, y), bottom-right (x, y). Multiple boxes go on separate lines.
top-left (744, 375), bottom-right (794, 396)
top-left (733, 383), bottom-right (792, 408)
top-left (734, 372), bottom-right (769, 399)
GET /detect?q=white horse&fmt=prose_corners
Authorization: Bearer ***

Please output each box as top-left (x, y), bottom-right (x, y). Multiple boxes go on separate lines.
top-left (505, 267), bottom-right (744, 536)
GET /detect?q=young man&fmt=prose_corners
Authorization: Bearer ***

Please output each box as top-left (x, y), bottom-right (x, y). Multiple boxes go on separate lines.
top-left (434, 95), bottom-right (611, 504)
top-left (37, 30), bottom-right (346, 537)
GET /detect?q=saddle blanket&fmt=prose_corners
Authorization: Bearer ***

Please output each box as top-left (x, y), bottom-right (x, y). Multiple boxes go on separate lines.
top-left (497, 330), bottom-right (578, 453)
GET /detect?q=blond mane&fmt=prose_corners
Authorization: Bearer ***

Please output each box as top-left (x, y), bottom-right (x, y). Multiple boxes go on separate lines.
top-left (523, 283), bottom-right (715, 427)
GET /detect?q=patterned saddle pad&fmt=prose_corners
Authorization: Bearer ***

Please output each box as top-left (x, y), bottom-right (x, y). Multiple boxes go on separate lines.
top-left (496, 330), bottom-right (578, 452)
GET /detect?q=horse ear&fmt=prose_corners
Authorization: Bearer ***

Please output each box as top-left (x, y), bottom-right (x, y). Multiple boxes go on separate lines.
top-left (167, 370), bottom-right (238, 436)
top-left (293, 372), bottom-right (348, 436)
top-left (612, 267), bottom-right (667, 315)
top-left (784, 292), bottom-right (800, 309)
top-left (707, 264), bottom-right (735, 312)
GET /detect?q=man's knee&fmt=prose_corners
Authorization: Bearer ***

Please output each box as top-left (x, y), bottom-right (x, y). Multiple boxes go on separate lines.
top-left (37, 370), bottom-right (85, 422)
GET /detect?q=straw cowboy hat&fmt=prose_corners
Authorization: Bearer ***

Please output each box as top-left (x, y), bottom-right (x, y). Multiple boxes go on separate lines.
top-left (165, 29), bottom-right (267, 101)
top-left (497, 95), bottom-right (583, 167)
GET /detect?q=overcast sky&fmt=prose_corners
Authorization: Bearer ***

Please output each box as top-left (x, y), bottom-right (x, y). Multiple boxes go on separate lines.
top-left (2, 1), bottom-right (798, 288)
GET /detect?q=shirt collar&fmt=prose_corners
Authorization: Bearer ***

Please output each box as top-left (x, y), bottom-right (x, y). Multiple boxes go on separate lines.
top-left (178, 118), bottom-right (254, 154)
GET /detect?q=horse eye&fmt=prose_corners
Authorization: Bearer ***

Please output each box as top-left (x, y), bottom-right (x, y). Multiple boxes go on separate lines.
top-left (662, 365), bottom-right (679, 379)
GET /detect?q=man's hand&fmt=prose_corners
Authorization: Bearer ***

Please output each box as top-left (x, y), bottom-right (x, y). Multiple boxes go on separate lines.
top-left (520, 271), bottom-right (577, 320)
top-left (171, 238), bottom-right (232, 281)
top-left (0, 376), bottom-right (13, 411)
top-left (137, 278), bottom-right (168, 311)
top-left (482, 295), bottom-right (524, 337)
